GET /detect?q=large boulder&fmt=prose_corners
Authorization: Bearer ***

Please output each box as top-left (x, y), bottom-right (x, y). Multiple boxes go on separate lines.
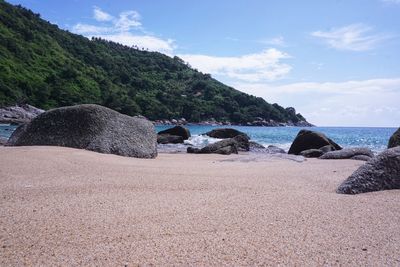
top-left (319, 147), bottom-right (374, 160)
top-left (0, 136), bottom-right (8, 146)
top-left (288, 130), bottom-right (341, 155)
top-left (187, 135), bottom-right (249, 155)
top-left (0, 104), bottom-right (44, 124)
top-left (158, 126), bottom-right (191, 140)
top-left (337, 147), bottom-right (400, 194)
top-left (7, 104), bottom-right (157, 158)
top-left (388, 128), bottom-right (400, 148)
top-left (205, 128), bottom-right (249, 139)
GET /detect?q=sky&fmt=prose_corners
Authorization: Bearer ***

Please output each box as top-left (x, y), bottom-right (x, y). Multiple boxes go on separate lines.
top-left (8, 0), bottom-right (400, 127)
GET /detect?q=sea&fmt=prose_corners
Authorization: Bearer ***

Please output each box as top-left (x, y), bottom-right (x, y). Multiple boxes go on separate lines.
top-left (1, 123), bottom-right (396, 154)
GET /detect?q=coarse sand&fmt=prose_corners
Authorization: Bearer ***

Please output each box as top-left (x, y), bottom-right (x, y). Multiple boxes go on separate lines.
top-left (0, 146), bottom-right (399, 266)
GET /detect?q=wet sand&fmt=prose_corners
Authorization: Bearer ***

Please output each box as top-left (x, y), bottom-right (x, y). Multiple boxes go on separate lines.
top-left (0, 146), bottom-right (399, 265)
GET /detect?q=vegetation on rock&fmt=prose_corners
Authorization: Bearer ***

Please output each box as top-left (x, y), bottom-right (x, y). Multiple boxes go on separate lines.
top-left (0, 0), bottom-right (309, 124)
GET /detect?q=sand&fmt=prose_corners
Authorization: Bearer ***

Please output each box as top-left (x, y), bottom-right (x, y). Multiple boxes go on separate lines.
top-left (0, 146), bottom-right (399, 266)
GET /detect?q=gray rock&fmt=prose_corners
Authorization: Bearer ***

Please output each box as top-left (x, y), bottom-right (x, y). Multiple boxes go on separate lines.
top-left (0, 136), bottom-right (8, 146)
top-left (351, 155), bottom-right (372, 161)
top-left (388, 128), bottom-right (400, 148)
top-left (157, 134), bottom-right (183, 144)
top-left (158, 126), bottom-right (190, 140)
top-left (0, 104), bottom-right (44, 124)
top-left (7, 104), bottom-right (157, 158)
top-left (319, 147), bottom-right (374, 160)
top-left (187, 135), bottom-right (248, 155)
top-left (267, 145), bottom-right (286, 154)
top-left (300, 149), bottom-right (324, 158)
top-left (337, 147), bottom-right (400, 194)
top-left (205, 128), bottom-right (249, 139)
top-left (249, 141), bottom-right (265, 149)
top-left (320, 145), bottom-right (335, 153)
top-left (288, 130), bottom-right (341, 155)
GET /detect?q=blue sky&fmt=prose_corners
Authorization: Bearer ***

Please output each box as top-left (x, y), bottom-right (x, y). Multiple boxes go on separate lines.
top-left (8, 0), bottom-right (400, 126)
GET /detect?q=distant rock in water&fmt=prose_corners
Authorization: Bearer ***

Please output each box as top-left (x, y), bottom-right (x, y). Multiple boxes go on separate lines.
top-left (288, 130), bottom-right (341, 155)
top-left (7, 104), bottom-right (157, 158)
top-left (0, 104), bottom-right (44, 124)
top-left (388, 128), bottom-right (400, 148)
top-left (337, 147), bottom-right (400, 194)
top-left (205, 128), bottom-right (249, 139)
top-left (157, 134), bottom-right (183, 144)
top-left (157, 126), bottom-right (190, 144)
top-left (319, 147), bottom-right (374, 160)
top-left (158, 126), bottom-right (191, 140)
top-left (187, 135), bottom-right (250, 155)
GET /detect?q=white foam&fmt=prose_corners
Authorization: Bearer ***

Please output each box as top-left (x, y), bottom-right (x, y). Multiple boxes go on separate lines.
top-left (184, 135), bottom-right (221, 147)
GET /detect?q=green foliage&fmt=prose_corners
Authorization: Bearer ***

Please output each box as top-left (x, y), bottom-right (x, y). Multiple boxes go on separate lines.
top-left (0, 0), bottom-right (307, 123)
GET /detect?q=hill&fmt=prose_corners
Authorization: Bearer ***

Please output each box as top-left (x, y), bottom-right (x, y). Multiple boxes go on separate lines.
top-left (0, 0), bottom-right (311, 125)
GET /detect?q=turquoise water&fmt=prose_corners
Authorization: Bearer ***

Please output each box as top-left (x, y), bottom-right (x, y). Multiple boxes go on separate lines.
top-left (1, 123), bottom-right (396, 153)
top-left (0, 124), bottom-right (17, 139)
top-left (157, 125), bottom-right (397, 153)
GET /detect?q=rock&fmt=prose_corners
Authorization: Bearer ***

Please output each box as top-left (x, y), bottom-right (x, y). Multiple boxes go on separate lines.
top-left (158, 126), bottom-right (191, 140)
top-left (319, 147), bottom-right (374, 160)
top-left (388, 128), bottom-right (400, 148)
top-left (351, 155), bottom-right (372, 161)
top-left (288, 130), bottom-right (341, 155)
top-left (249, 141), bottom-right (265, 149)
top-left (205, 128), bottom-right (249, 139)
top-left (0, 104), bottom-right (44, 124)
top-left (7, 104), bottom-right (157, 158)
top-left (0, 136), bottom-right (8, 146)
top-left (187, 135), bottom-right (248, 155)
top-left (300, 149), bottom-right (324, 158)
top-left (157, 134), bottom-right (183, 144)
top-left (320, 145), bottom-right (335, 153)
top-left (267, 145), bottom-right (286, 154)
top-left (336, 147), bottom-right (400, 194)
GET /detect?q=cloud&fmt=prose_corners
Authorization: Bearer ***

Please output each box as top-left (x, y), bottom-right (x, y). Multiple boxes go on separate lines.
top-left (178, 49), bottom-right (291, 82)
top-left (93, 6), bottom-right (113, 22)
top-left (311, 24), bottom-right (390, 51)
top-left (72, 23), bottom-right (111, 34)
top-left (114, 10), bottom-right (141, 31)
top-left (72, 7), bottom-right (173, 54)
top-left (259, 36), bottom-right (286, 46)
top-left (234, 78), bottom-right (400, 126)
top-left (96, 33), bottom-right (175, 54)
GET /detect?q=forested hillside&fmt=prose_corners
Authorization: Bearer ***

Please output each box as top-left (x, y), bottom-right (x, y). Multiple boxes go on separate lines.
top-left (0, 0), bottom-right (310, 124)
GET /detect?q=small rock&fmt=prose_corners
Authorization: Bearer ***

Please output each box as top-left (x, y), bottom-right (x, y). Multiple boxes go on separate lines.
top-left (388, 127), bottom-right (400, 148)
top-left (319, 147), bottom-right (374, 160)
top-left (336, 146), bottom-right (400, 194)
top-left (300, 149), bottom-right (324, 158)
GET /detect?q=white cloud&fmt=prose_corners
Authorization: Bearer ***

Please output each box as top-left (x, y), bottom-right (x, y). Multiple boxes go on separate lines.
top-left (311, 24), bottom-right (389, 51)
top-left (72, 7), bottom-right (172, 54)
top-left (115, 10), bottom-right (141, 31)
top-left (179, 49), bottom-right (291, 82)
top-left (234, 78), bottom-right (400, 126)
top-left (96, 33), bottom-right (175, 55)
top-left (260, 36), bottom-right (286, 46)
top-left (93, 6), bottom-right (113, 22)
top-left (72, 23), bottom-right (111, 34)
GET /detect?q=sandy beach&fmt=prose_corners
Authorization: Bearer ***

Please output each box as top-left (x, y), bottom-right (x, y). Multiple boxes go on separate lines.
top-left (0, 146), bottom-right (399, 266)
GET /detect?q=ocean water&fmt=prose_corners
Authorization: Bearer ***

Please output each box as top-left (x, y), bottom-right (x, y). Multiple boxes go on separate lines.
top-left (1, 123), bottom-right (396, 153)
top-left (156, 125), bottom-right (397, 153)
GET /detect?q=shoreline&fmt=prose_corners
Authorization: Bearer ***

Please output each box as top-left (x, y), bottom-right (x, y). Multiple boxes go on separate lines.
top-left (1, 146), bottom-right (399, 265)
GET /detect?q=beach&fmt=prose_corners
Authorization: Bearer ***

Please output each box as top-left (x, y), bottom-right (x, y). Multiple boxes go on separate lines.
top-left (1, 146), bottom-right (399, 265)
